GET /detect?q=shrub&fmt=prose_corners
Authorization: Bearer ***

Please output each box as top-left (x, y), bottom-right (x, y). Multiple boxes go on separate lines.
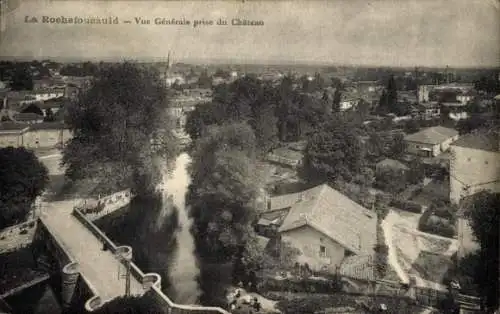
top-left (419, 214), bottom-right (456, 238)
top-left (260, 291), bottom-right (286, 301)
top-left (19, 229), bottom-right (28, 235)
top-left (390, 199), bottom-right (422, 213)
top-left (28, 221), bottom-right (35, 228)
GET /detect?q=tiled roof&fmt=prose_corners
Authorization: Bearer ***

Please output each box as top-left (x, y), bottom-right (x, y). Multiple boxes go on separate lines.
top-left (376, 158), bottom-right (409, 171)
top-left (451, 129), bottom-right (499, 152)
top-left (404, 126), bottom-right (458, 145)
top-left (0, 122), bottom-right (30, 132)
top-left (277, 184), bottom-right (377, 255)
top-left (13, 113), bottom-right (43, 121)
top-left (29, 122), bottom-right (68, 130)
top-left (268, 186), bottom-right (323, 211)
top-left (37, 97), bottom-right (67, 109)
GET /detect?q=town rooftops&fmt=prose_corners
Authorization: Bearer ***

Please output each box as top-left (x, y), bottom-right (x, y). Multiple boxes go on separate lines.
top-left (451, 128), bottom-right (499, 152)
top-left (276, 184), bottom-right (377, 255)
top-left (404, 126), bottom-right (458, 145)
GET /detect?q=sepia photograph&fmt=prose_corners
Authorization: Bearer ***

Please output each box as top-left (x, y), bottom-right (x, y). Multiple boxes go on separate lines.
top-left (0, 0), bottom-right (498, 313)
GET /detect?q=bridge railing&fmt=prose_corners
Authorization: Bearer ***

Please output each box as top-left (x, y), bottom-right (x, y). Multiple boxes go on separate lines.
top-left (72, 207), bottom-right (230, 314)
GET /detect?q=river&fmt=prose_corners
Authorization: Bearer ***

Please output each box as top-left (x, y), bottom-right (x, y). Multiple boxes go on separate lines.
top-left (159, 152), bottom-right (201, 304)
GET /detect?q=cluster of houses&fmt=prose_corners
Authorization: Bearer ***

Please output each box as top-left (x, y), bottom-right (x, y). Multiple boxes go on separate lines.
top-left (0, 75), bottom-right (89, 149)
top-left (258, 122), bottom-right (499, 278)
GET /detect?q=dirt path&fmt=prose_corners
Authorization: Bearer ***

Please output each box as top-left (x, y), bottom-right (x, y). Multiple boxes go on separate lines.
top-left (381, 212), bottom-right (410, 284)
top-left (382, 210), bottom-right (458, 291)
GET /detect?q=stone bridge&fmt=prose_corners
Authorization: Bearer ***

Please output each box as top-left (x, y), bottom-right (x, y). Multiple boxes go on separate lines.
top-left (1, 195), bottom-right (230, 314)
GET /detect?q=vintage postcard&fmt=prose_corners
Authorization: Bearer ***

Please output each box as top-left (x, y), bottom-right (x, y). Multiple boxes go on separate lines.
top-left (0, 0), bottom-right (498, 313)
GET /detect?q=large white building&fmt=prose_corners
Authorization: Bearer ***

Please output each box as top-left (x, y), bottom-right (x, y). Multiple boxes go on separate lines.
top-left (449, 129), bottom-right (500, 204)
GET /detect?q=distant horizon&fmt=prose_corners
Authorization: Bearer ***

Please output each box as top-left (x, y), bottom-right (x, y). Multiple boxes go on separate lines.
top-left (1, 55), bottom-right (499, 71)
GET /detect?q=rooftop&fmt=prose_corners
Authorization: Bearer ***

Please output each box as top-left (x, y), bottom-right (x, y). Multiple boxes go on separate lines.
top-left (0, 122), bottom-right (30, 132)
top-left (276, 184), bottom-right (377, 255)
top-left (376, 158), bottom-right (409, 171)
top-left (13, 113), bottom-right (43, 122)
top-left (404, 126), bottom-right (458, 145)
top-left (451, 128), bottom-right (499, 152)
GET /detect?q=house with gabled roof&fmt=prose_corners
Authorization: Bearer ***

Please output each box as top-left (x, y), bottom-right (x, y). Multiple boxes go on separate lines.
top-left (270, 184), bottom-right (377, 271)
top-left (404, 126), bottom-right (459, 158)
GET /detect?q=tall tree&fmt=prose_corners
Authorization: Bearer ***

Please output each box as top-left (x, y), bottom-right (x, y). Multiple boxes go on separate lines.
top-left (197, 69), bottom-right (212, 89)
top-left (464, 191), bottom-right (499, 312)
top-left (11, 65), bottom-right (34, 90)
top-left (62, 62), bottom-right (178, 196)
top-left (300, 116), bottom-right (365, 184)
top-left (386, 75), bottom-right (398, 112)
top-left (0, 147), bottom-right (48, 229)
top-left (332, 89), bottom-right (342, 113)
top-left (187, 122), bottom-right (259, 261)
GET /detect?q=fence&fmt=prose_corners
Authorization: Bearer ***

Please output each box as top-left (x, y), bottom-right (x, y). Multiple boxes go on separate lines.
top-left (72, 207), bottom-right (229, 314)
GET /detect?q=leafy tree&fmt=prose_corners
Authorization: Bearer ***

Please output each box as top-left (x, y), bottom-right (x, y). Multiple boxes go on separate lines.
top-left (11, 65), bottom-right (34, 90)
top-left (406, 158), bottom-right (425, 185)
top-left (301, 117), bottom-right (365, 184)
top-left (404, 119), bottom-right (420, 134)
top-left (187, 122), bottom-right (260, 261)
top-left (184, 102), bottom-right (219, 141)
top-left (197, 69), bottom-right (212, 88)
top-left (357, 99), bottom-right (371, 119)
top-left (92, 293), bottom-right (165, 314)
top-left (62, 62), bottom-right (178, 197)
top-left (249, 102), bottom-right (279, 154)
top-left (456, 115), bottom-right (488, 135)
top-left (474, 74), bottom-right (500, 95)
top-left (390, 132), bottom-right (406, 157)
top-left (0, 147), bottom-right (48, 229)
top-left (374, 168), bottom-right (407, 194)
top-left (378, 75), bottom-right (398, 115)
top-left (463, 191), bottom-right (499, 312)
top-left (332, 89), bottom-right (342, 112)
top-left (43, 108), bottom-right (55, 122)
top-left (367, 133), bottom-right (385, 159)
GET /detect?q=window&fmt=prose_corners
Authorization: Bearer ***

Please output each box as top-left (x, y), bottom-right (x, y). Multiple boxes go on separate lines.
top-left (416, 145), bottom-right (420, 148)
top-left (319, 245), bottom-right (327, 257)
top-left (485, 161), bottom-right (489, 165)
top-left (467, 158), bottom-right (471, 162)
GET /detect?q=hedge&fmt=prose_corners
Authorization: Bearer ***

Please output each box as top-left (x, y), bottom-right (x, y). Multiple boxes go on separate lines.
top-left (258, 275), bottom-right (342, 294)
top-left (390, 199), bottom-right (423, 213)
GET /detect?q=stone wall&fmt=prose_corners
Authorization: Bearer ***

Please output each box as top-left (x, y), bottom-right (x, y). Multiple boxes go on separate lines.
top-left (82, 189), bottom-right (132, 221)
top-left (72, 207), bottom-right (230, 314)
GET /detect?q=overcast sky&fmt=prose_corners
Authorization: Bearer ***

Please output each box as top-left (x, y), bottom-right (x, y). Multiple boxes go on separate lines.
top-left (0, 0), bottom-right (499, 67)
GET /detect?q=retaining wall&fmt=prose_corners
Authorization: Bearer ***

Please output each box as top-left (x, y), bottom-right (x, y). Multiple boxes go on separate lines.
top-left (79, 189), bottom-right (132, 221)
